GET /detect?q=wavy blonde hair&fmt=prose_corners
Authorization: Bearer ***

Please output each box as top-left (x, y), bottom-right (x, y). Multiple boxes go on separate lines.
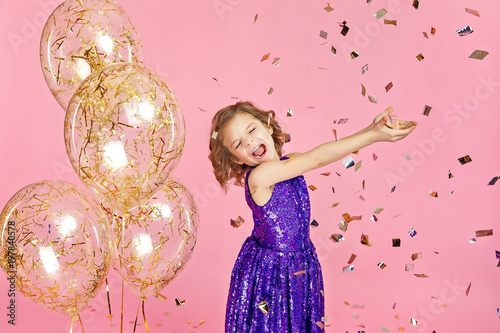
top-left (208, 101), bottom-right (288, 193)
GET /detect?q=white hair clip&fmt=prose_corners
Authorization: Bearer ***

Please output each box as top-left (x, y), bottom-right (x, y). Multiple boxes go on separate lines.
top-left (211, 130), bottom-right (218, 139)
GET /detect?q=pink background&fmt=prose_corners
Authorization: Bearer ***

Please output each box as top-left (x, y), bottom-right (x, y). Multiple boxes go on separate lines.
top-left (1, 0), bottom-right (500, 332)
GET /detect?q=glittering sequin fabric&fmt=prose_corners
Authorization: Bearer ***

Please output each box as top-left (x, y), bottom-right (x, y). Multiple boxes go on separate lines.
top-left (225, 157), bottom-right (325, 332)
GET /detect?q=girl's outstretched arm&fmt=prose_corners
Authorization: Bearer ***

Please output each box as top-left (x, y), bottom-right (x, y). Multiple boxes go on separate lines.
top-left (249, 107), bottom-right (417, 191)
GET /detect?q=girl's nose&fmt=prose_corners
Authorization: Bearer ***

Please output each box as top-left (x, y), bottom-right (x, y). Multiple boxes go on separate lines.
top-left (245, 137), bottom-right (254, 147)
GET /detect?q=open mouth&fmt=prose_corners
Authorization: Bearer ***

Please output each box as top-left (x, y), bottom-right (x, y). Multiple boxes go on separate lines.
top-left (252, 144), bottom-right (266, 159)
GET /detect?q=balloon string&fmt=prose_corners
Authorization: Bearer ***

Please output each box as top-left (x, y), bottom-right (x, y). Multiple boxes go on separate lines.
top-left (106, 278), bottom-right (113, 326)
top-left (132, 300), bottom-right (140, 333)
top-left (142, 298), bottom-right (150, 333)
top-left (78, 314), bottom-right (85, 333)
top-left (120, 215), bottom-right (125, 333)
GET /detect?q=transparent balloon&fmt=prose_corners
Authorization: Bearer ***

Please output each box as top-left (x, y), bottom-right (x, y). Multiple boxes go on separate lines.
top-left (107, 177), bottom-right (199, 298)
top-left (40, 0), bottom-right (144, 111)
top-left (0, 180), bottom-right (112, 316)
top-left (64, 62), bottom-right (185, 212)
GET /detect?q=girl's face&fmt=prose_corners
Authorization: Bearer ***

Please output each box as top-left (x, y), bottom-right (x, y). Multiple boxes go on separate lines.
top-left (222, 112), bottom-right (279, 166)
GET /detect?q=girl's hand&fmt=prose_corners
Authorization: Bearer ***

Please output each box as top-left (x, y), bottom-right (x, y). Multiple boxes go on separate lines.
top-left (368, 107), bottom-right (418, 142)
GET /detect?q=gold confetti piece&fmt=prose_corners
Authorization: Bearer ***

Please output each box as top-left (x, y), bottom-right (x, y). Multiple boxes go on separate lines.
top-left (320, 30), bottom-right (328, 39)
top-left (211, 131), bottom-right (218, 139)
top-left (398, 327), bottom-right (405, 331)
top-left (230, 215), bottom-right (245, 228)
top-left (414, 273), bottom-right (429, 278)
top-left (316, 321), bottom-right (325, 329)
top-left (354, 161), bottom-right (362, 172)
top-left (342, 212), bottom-right (353, 222)
top-left (324, 3), bottom-right (334, 13)
top-left (260, 53), bottom-right (270, 62)
top-left (469, 50), bottom-right (489, 60)
top-left (378, 262), bottom-right (387, 269)
top-left (331, 45), bottom-right (337, 55)
top-left (373, 207), bottom-right (384, 214)
top-left (320, 290), bottom-right (324, 297)
top-left (410, 318), bottom-right (418, 326)
top-left (199, 319), bottom-right (205, 326)
top-left (361, 83), bottom-right (366, 96)
top-left (422, 105), bottom-right (432, 116)
top-left (155, 293), bottom-right (167, 301)
top-left (385, 82), bottom-right (393, 92)
top-left (287, 108), bottom-right (293, 117)
top-left (308, 185), bottom-right (317, 191)
top-left (331, 202), bottom-right (339, 207)
top-left (293, 270), bottom-right (306, 275)
top-left (423, 31), bottom-right (429, 38)
top-left (332, 128), bottom-right (337, 141)
top-left (430, 191), bottom-right (438, 197)
top-left (352, 215), bottom-right (362, 220)
top-left (175, 298), bottom-right (185, 306)
top-left (348, 254), bottom-right (357, 264)
top-left (405, 263), bottom-right (414, 272)
top-left (411, 252), bottom-right (422, 261)
top-left (320, 172), bottom-right (330, 176)
top-left (374, 8), bottom-right (388, 19)
top-left (416, 53), bottom-right (424, 61)
top-left (339, 220), bottom-right (348, 232)
top-left (339, 21), bottom-right (349, 36)
top-left (330, 234), bottom-right (344, 242)
top-left (258, 300), bottom-right (270, 314)
top-left (458, 155), bottom-right (472, 164)
top-left (361, 233), bottom-right (372, 246)
top-left (466, 283), bottom-right (471, 296)
top-left (267, 87), bottom-right (274, 95)
top-left (395, 314), bottom-right (401, 319)
top-left (186, 320), bottom-right (191, 324)
top-left (412, 0), bottom-right (419, 10)
top-left (393, 238), bottom-right (401, 247)
top-left (475, 229), bottom-right (493, 237)
top-left (254, 13), bottom-right (258, 23)
top-left (361, 63), bottom-right (368, 74)
top-left (344, 301), bottom-right (350, 306)
top-left (465, 7), bottom-right (480, 17)
top-left (272, 57), bottom-right (281, 66)
top-left (384, 19), bottom-right (397, 26)
top-left (350, 50), bottom-right (359, 59)
top-left (431, 27), bottom-right (436, 35)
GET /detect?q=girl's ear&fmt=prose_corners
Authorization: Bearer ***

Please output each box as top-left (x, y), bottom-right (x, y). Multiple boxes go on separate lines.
top-left (265, 124), bottom-right (274, 135)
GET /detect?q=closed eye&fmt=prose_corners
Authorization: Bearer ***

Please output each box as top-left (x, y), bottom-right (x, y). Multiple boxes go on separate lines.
top-left (235, 142), bottom-right (241, 149)
top-left (249, 128), bottom-right (255, 133)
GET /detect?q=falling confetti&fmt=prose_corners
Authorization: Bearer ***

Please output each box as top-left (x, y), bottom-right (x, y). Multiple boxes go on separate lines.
top-left (230, 216), bottom-right (245, 227)
top-left (411, 253), bottom-right (422, 261)
top-left (430, 191), bottom-right (438, 197)
top-left (331, 45), bottom-right (337, 55)
top-left (423, 31), bottom-right (429, 38)
top-left (466, 283), bottom-right (472, 296)
top-left (416, 53), bottom-right (425, 61)
top-left (412, 0), bottom-right (419, 10)
top-left (368, 95), bottom-right (378, 103)
top-left (361, 83), bottom-right (367, 96)
top-left (330, 234), bottom-right (345, 242)
top-left (374, 8), bottom-right (388, 19)
top-left (465, 7), bottom-right (480, 17)
top-left (458, 155), bottom-right (472, 164)
top-left (258, 300), bottom-right (270, 314)
top-left (392, 238), bottom-right (401, 247)
top-left (361, 233), bottom-right (372, 246)
top-left (488, 176), bottom-right (499, 185)
top-left (350, 50), bottom-right (359, 59)
top-left (457, 25), bottom-right (473, 36)
top-left (469, 50), bottom-right (489, 60)
top-left (414, 274), bottom-right (429, 278)
top-left (384, 19), bottom-right (397, 26)
top-left (342, 265), bottom-right (354, 273)
top-left (339, 21), bottom-right (349, 36)
top-left (362, 63), bottom-right (369, 74)
top-left (423, 105), bottom-right (432, 116)
top-left (272, 57), bottom-right (281, 66)
top-left (324, 3), bottom-right (334, 13)
top-left (287, 109), bottom-right (293, 117)
top-left (348, 254), bottom-right (357, 264)
top-left (449, 170), bottom-right (454, 178)
top-left (373, 207), bottom-right (384, 214)
top-left (311, 219), bottom-right (319, 227)
top-left (475, 229), bottom-right (493, 237)
top-left (267, 87), bottom-right (274, 95)
top-left (342, 156), bottom-right (355, 168)
top-left (319, 30), bottom-right (328, 39)
top-left (378, 262), bottom-right (387, 269)
top-left (308, 185), bottom-right (318, 191)
top-left (254, 13), bottom-right (258, 23)
top-left (409, 228), bottom-right (417, 237)
top-left (354, 161), bottom-right (362, 172)
top-left (260, 53), bottom-right (270, 62)
top-left (431, 27), bottom-right (436, 35)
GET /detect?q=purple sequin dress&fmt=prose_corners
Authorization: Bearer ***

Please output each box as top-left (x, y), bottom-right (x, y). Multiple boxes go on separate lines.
top-left (225, 157), bottom-right (325, 332)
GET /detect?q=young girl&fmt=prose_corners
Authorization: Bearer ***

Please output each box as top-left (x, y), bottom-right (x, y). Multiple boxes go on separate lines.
top-left (209, 101), bottom-right (417, 332)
